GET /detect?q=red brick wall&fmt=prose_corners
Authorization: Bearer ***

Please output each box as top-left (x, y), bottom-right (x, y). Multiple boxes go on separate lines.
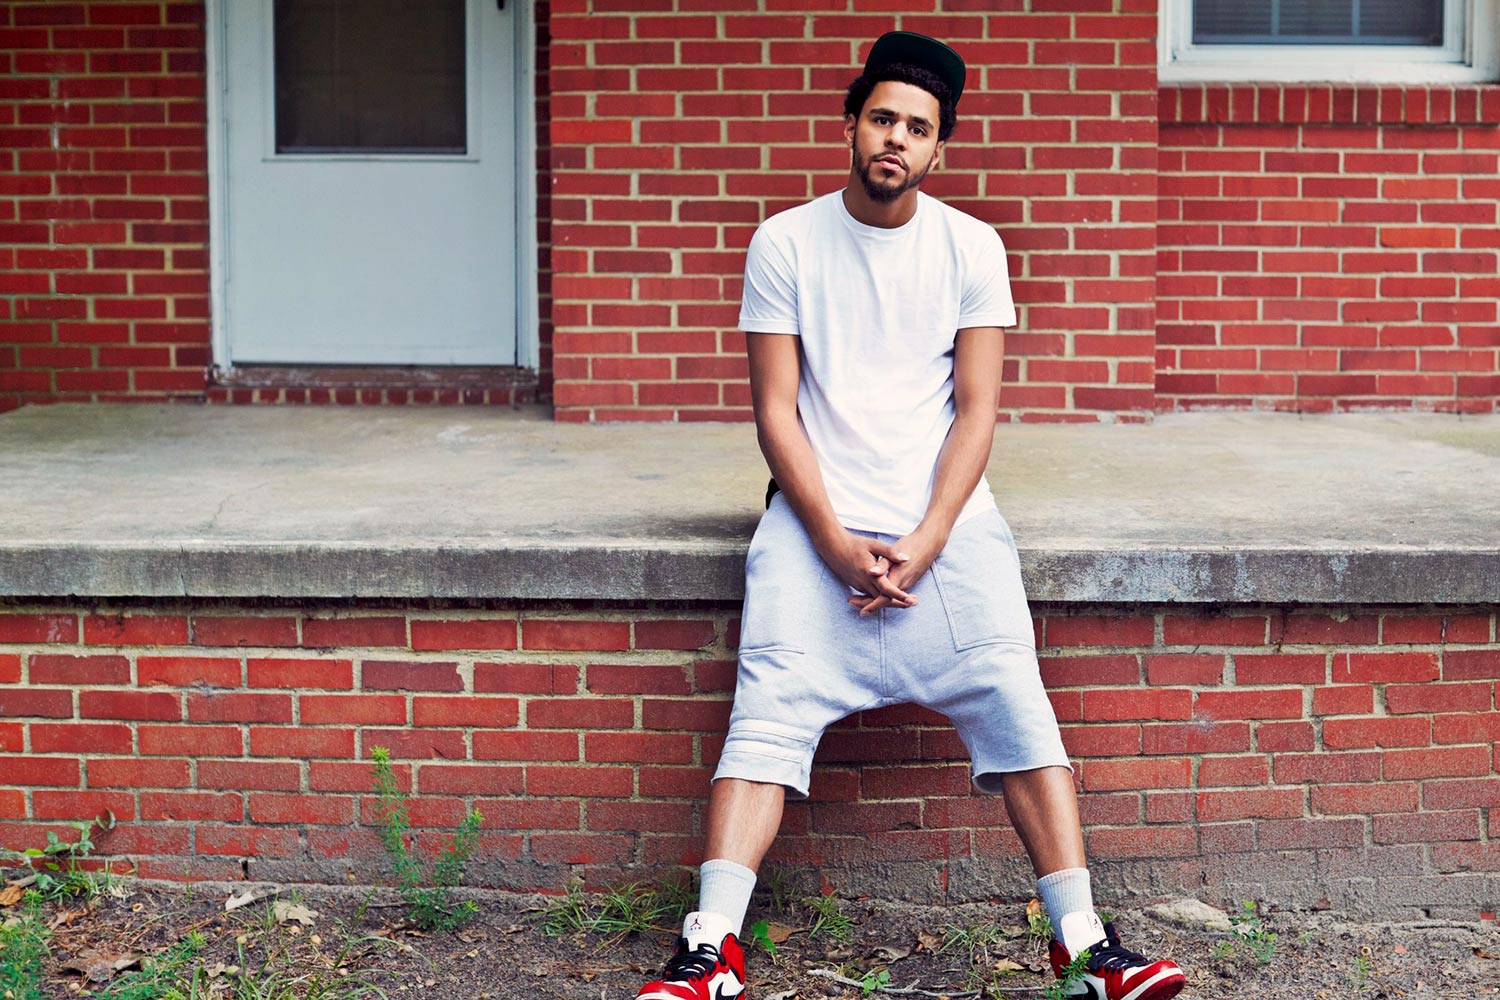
top-left (2, 603), bottom-right (1496, 912)
top-left (1157, 83), bottom-right (1500, 414)
top-left (4, 3), bottom-right (1499, 419)
top-left (547, 0), bottom-right (1160, 424)
top-left (0, 0), bottom-right (551, 410)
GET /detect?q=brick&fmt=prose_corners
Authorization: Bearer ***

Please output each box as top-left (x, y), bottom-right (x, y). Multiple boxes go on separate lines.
top-left (0, 755), bottom-right (80, 786)
top-left (87, 757), bottom-right (190, 788)
top-left (247, 657), bottom-right (352, 690)
top-left (585, 732), bottom-right (692, 764)
top-left (1324, 717), bottom-right (1431, 749)
top-left (138, 655), bottom-right (242, 688)
top-left (587, 663), bottom-right (691, 695)
top-left (139, 723), bottom-right (241, 756)
top-left (248, 793), bottom-right (354, 825)
top-left (1234, 653), bottom-right (1325, 685)
top-left (191, 615), bottom-right (298, 647)
top-left (83, 614), bottom-right (189, 645)
top-left (1255, 721), bottom-right (1315, 752)
top-left (1384, 746), bottom-right (1492, 780)
top-left (1334, 652), bottom-right (1440, 684)
top-left (1083, 757), bottom-right (1191, 791)
top-left (140, 792), bottom-right (243, 822)
top-left (80, 690), bottom-right (179, 721)
top-left (1373, 809), bottom-right (1480, 844)
top-left (302, 616), bottom-right (406, 648)
top-left (634, 620), bottom-right (716, 650)
top-left (360, 728), bottom-right (465, 760)
top-left (642, 698), bottom-right (731, 732)
top-left (474, 798), bottom-right (580, 831)
top-left (1256, 818), bottom-right (1363, 850)
top-left (1422, 778), bottom-right (1500, 810)
top-left (1383, 614), bottom-right (1492, 645)
top-left (1040, 654), bottom-right (1140, 686)
top-left (526, 765), bottom-right (634, 798)
top-left (410, 619), bottom-right (518, 651)
top-left (33, 790), bottom-right (134, 821)
top-left (1087, 825), bottom-right (1198, 858)
top-left (1312, 684), bottom-right (1373, 716)
top-left (300, 694), bottom-right (407, 725)
top-left (187, 691), bottom-right (292, 723)
top-left (0, 688), bottom-right (74, 718)
top-left (1198, 788), bottom-right (1303, 821)
top-left (310, 761), bottom-right (407, 793)
top-left (527, 697), bottom-right (633, 729)
top-left (1145, 653), bottom-right (1224, 686)
top-left (412, 695), bottom-right (519, 728)
top-left (30, 722), bottom-right (131, 754)
top-left (249, 726), bottom-right (354, 759)
top-left (522, 619), bottom-right (630, 651)
top-left (474, 662), bottom-right (578, 694)
top-left (1059, 723), bottom-right (1142, 757)
top-left (0, 655), bottom-right (18, 684)
top-left (529, 833), bottom-right (633, 864)
top-left (1195, 688), bottom-right (1303, 720)
top-left (1142, 722), bottom-right (1251, 755)
top-left (416, 764), bottom-right (524, 796)
top-left (1433, 712), bottom-right (1500, 744)
top-left (1275, 613), bottom-right (1379, 645)
top-left (198, 760), bottom-right (300, 791)
top-left (363, 660), bottom-right (462, 692)
top-left (1443, 649), bottom-right (1500, 680)
top-left (1083, 688), bottom-right (1191, 721)
top-left (1198, 755), bottom-right (1269, 787)
top-left (1044, 614), bottom-right (1154, 648)
top-left (474, 731), bottom-right (580, 762)
top-left (1386, 682), bottom-right (1492, 715)
top-left (0, 614), bottom-right (78, 643)
top-left (1312, 781), bottom-right (1418, 816)
top-left (196, 825), bottom-right (300, 858)
top-left (29, 654), bottom-right (130, 685)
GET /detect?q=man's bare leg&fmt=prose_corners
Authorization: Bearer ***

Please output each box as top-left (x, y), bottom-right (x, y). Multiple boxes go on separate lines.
top-left (704, 777), bottom-right (786, 869)
top-left (998, 765), bottom-right (1086, 876)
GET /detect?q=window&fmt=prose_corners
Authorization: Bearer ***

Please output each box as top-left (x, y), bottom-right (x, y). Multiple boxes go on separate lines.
top-left (1159, 0), bottom-right (1500, 82)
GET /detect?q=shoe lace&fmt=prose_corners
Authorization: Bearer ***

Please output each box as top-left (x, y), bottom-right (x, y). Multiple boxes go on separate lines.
top-left (662, 939), bottom-right (723, 981)
top-left (1084, 933), bottom-right (1151, 974)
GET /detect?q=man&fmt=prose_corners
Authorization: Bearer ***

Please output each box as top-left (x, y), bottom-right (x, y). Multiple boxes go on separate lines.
top-left (637, 32), bottom-right (1186, 1000)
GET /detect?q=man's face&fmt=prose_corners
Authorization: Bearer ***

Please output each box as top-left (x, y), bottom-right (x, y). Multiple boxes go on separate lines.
top-left (844, 80), bottom-right (944, 204)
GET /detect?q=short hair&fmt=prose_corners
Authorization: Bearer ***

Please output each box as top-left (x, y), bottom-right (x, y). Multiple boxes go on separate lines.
top-left (842, 63), bottom-right (957, 142)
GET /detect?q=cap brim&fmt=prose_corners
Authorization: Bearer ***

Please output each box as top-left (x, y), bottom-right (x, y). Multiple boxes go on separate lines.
top-left (863, 31), bottom-right (965, 105)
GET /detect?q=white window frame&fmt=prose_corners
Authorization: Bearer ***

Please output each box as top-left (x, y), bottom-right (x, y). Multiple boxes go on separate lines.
top-left (1159, 0), bottom-right (1500, 83)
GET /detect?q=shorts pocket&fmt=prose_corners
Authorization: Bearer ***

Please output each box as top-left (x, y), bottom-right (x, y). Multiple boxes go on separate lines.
top-left (929, 516), bottom-right (1035, 652)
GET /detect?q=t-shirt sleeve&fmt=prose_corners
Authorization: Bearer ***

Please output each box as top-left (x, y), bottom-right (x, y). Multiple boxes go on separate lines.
top-left (738, 225), bottom-right (800, 335)
top-left (958, 226), bottom-right (1018, 329)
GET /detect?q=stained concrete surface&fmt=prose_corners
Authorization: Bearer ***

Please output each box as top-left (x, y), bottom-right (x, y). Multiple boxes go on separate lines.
top-left (1, 404), bottom-right (1497, 603)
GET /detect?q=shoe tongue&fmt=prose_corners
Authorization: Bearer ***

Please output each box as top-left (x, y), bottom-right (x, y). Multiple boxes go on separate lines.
top-left (681, 910), bottom-right (733, 950)
top-left (1058, 911), bottom-right (1107, 957)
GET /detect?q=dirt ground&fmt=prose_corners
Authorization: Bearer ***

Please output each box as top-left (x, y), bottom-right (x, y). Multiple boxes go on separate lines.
top-left (10, 880), bottom-right (1500, 1000)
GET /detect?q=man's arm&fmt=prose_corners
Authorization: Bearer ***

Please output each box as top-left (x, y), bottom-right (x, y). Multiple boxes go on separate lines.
top-left (746, 332), bottom-right (917, 607)
top-left (848, 325), bottom-right (1003, 614)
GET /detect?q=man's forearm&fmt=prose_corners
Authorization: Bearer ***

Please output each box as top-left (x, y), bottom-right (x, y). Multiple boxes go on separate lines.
top-left (756, 413), bottom-right (848, 556)
top-left (918, 409), bottom-right (997, 545)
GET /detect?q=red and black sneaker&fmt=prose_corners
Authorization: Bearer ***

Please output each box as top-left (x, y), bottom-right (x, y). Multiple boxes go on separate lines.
top-left (636, 912), bottom-right (746, 1000)
top-left (1048, 921), bottom-right (1185, 1000)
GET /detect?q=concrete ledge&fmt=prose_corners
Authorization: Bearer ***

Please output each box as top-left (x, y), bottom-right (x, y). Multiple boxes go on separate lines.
top-left (3, 405), bottom-right (1498, 604)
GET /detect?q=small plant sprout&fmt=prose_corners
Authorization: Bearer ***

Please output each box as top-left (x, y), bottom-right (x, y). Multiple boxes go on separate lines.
top-left (804, 892), bottom-right (855, 943)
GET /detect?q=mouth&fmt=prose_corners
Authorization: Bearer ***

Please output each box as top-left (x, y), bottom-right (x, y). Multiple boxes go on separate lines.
top-left (873, 155), bottom-right (904, 171)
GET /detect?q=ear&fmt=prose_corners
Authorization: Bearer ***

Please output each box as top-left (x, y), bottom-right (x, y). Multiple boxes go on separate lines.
top-left (932, 139), bottom-right (945, 168)
top-left (843, 113), bottom-right (856, 148)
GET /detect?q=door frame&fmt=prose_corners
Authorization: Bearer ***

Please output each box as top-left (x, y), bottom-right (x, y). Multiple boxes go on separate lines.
top-left (203, 0), bottom-right (540, 373)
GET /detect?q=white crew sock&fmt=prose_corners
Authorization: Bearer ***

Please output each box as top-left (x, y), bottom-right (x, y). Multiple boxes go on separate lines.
top-left (692, 858), bottom-right (757, 940)
top-left (1037, 867), bottom-right (1107, 956)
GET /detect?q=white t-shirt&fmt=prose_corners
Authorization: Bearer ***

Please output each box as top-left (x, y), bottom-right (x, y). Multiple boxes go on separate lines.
top-left (739, 190), bottom-right (1017, 536)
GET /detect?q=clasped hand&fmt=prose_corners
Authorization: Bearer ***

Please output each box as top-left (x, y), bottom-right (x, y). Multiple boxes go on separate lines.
top-left (822, 528), bottom-right (942, 617)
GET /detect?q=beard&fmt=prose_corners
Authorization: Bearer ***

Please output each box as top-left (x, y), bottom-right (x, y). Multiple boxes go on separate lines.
top-left (852, 143), bottom-right (934, 203)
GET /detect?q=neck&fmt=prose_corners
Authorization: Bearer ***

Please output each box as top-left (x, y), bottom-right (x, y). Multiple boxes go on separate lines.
top-left (841, 181), bottom-right (919, 228)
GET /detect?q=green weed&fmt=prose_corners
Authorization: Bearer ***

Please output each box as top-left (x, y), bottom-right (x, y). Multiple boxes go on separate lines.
top-left (97, 930), bottom-right (206, 1000)
top-left (803, 892), bottom-right (854, 943)
top-left (748, 919), bottom-right (777, 955)
top-left (940, 922), bottom-right (1026, 995)
top-left (1043, 946), bottom-right (1091, 1000)
top-left (0, 893), bottom-right (49, 1000)
top-left (1, 813), bottom-right (119, 901)
top-left (1229, 900), bottom-right (1277, 964)
top-left (1349, 950), bottom-right (1374, 994)
top-left (860, 967), bottom-right (891, 995)
top-left (369, 746), bottom-right (483, 932)
top-left (539, 877), bottom-right (691, 940)
top-left (1209, 938), bottom-right (1235, 961)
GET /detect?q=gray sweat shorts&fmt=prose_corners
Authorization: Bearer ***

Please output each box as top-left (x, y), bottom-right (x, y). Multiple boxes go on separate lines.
top-left (714, 492), bottom-right (1073, 799)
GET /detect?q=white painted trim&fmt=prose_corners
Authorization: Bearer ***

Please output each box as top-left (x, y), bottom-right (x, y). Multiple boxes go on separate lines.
top-left (1159, 0), bottom-right (1500, 83)
top-left (514, 0), bottom-right (541, 372)
top-left (205, 0), bottom-right (230, 371)
top-left (205, 0), bottom-right (541, 372)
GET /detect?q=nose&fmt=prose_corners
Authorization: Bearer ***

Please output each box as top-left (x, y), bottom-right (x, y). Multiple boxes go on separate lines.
top-left (885, 123), bottom-right (908, 148)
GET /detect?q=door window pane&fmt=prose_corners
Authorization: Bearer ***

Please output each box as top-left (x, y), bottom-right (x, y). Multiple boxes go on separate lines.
top-left (1195, 0), bottom-right (1444, 45)
top-left (274, 0), bottom-right (466, 154)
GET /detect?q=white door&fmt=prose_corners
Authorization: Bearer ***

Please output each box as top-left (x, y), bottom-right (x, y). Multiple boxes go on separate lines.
top-left (221, 0), bottom-right (517, 365)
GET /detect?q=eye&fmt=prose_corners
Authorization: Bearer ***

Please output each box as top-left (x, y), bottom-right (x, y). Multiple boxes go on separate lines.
top-left (873, 114), bottom-right (891, 124)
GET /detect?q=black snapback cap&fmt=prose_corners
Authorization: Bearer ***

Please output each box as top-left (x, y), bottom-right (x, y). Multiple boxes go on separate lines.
top-left (863, 30), bottom-right (966, 106)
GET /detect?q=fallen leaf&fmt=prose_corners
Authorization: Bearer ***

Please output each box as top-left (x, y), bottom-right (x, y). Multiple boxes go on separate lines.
top-left (764, 922), bottom-right (796, 944)
top-left (993, 957), bottom-right (1025, 973)
top-left (272, 901), bottom-right (319, 926)
top-left (60, 948), bottom-right (142, 983)
top-left (1026, 898), bottom-right (1043, 921)
top-left (870, 944), bottom-right (910, 962)
top-left (0, 884), bottom-right (24, 907)
top-left (464, 949), bottom-right (478, 959)
top-left (457, 928), bottom-right (489, 943)
top-left (764, 991), bottom-right (799, 1000)
top-left (915, 929), bottom-right (943, 953)
top-left (1476, 949), bottom-right (1498, 960)
top-left (226, 889), bottom-right (275, 912)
